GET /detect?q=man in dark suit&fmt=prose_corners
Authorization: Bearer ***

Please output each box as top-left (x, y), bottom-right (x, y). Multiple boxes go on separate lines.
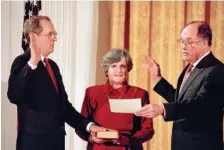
top-left (135, 21), bottom-right (224, 150)
top-left (7, 16), bottom-right (104, 150)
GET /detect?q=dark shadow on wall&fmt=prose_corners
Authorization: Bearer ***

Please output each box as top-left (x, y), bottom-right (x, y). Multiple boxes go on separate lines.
top-left (95, 1), bottom-right (111, 85)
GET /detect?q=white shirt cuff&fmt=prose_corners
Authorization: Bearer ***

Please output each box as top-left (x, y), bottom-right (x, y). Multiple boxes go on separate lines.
top-left (86, 122), bottom-right (94, 132)
top-left (28, 61), bottom-right (37, 70)
top-left (161, 104), bottom-right (166, 117)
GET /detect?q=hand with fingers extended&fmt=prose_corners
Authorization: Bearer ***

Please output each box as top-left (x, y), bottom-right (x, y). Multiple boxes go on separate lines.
top-left (89, 124), bottom-right (107, 133)
top-left (135, 104), bottom-right (164, 118)
top-left (29, 32), bottom-right (41, 65)
top-left (144, 56), bottom-right (162, 82)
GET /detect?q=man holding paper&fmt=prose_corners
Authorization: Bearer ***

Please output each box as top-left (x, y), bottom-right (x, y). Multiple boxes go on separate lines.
top-left (76, 48), bottom-right (154, 150)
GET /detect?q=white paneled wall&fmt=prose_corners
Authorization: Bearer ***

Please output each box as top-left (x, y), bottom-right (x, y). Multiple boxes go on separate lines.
top-left (1, 1), bottom-right (24, 150)
top-left (2, 1), bottom-right (98, 150)
top-left (40, 1), bottom-right (99, 150)
top-left (73, 2), bottom-right (98, 149)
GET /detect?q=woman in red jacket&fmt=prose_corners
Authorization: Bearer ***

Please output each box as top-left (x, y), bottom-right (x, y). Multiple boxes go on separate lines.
top-left (76, 48), bottom-right (154, 150)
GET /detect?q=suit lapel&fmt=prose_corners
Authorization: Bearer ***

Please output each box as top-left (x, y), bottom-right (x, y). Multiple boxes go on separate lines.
top-left (38, 60), bottom-right (59, 96)
top-left (175, 66), bottom-right (188, 100)
top-left (25, 50), bottom-right (60, 96)
top-left (177, 52), bottom-right (216, 101)
top-left (48, 59), bottom-right (61, 95)
top-left (177, 67), bottom-right (205, 100)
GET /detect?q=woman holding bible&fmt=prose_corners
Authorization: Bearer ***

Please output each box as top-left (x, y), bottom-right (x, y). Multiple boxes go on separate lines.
top-left (76, 48), bottom-right (154, 150)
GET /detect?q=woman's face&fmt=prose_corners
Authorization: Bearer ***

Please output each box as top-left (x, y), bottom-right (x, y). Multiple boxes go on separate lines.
top-left (108, 57), bottom-right (128, 87)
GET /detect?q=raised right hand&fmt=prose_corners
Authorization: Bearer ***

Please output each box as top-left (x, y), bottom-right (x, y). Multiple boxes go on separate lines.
top-left (144, 56), bottom-right (162, 82)
top-left (29, 32), bottom-right (41, 65)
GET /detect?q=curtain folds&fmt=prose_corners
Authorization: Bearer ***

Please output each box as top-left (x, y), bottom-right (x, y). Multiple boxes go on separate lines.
top-left (107, 1), bottom-right (224, 150)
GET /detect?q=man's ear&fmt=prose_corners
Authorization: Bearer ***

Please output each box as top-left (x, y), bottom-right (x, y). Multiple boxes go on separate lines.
top-left (29, 32), bottom-right (39, 43)
top-left (28, 32), bottom-right (33, 38)
top-left (29, 32), bottom-right (38, 39)
top-left (203, 40), bottom-right (208, 47)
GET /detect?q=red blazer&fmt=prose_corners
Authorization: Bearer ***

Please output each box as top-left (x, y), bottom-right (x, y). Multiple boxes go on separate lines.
top-left (76, 81), bottom-right (154, 150)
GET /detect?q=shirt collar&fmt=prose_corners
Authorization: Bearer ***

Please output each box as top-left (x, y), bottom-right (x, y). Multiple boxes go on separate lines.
top-left (41, 55), bottom-right (48, 66)
top-left (103, 80), bottom-right (129, 95)
top-left (192, 51), bottom-right (211, 70)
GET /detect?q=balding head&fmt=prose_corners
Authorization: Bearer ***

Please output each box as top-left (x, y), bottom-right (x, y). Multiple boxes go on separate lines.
top-left (182, 21), bottom-right (212, 46)
top-left (179, 21), bottom-right (212, 63)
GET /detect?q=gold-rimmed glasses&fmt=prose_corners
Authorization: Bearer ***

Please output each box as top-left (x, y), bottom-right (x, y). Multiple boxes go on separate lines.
top-left (38, 31), bottom-right (58, 39)
top-left (177, 38), bottom-right (204, 48)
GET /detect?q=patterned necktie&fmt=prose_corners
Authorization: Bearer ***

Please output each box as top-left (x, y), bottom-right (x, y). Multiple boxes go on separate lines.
top-left (179, 64), bottom-right (193, 94)
top-left (44, 58), bottom-right (59, 92)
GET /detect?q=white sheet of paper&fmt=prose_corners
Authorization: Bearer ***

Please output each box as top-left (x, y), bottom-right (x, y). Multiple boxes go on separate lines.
top-left (109, 98), bottom-right (141, 113)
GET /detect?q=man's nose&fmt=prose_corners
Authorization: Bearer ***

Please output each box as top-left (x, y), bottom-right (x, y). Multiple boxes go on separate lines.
top-left (181, 42), bottom-right (187, 49)
top-left (53, 36), bottom-right (57, 41)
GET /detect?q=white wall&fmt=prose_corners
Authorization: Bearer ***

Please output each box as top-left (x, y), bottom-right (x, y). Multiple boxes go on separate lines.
top-left (1, 1), bottom-right (24, 150)
top-left (1, 1), bottom-right (98, 150)
top-left (40, 1), bottom-right (98, 149)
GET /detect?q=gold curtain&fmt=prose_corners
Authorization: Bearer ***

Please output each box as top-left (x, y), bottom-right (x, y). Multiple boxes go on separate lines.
top-left (97, 1), bottom-right (224, 150)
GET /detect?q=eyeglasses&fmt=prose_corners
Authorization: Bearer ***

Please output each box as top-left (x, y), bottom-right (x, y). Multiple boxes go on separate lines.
top-left (177, 39), bottom-right (204, 48)
top-left (38, 31), bottom-right (57, 39)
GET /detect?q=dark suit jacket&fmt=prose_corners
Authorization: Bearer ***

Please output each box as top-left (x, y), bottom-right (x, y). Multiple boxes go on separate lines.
top-left (154, 52), bottom-right (224, 150)
top-left (7, 50), bottom-right (90, 150)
